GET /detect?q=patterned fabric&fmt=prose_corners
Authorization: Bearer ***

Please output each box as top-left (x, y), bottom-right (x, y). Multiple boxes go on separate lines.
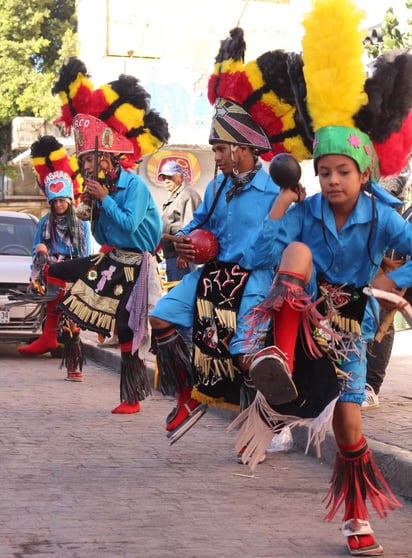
top-left (192, 261), bottom-right (250, 380)
top-left (42, 213), bottom-right (87, 259)
top-left (226, 160), bottom-right (262, 202)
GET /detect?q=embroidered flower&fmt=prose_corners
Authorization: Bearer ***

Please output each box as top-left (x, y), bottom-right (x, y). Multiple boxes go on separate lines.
top-left (348, 134), bottom-right (361, 148)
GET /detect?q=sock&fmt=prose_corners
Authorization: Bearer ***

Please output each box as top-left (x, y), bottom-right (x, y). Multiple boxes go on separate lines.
top-left (273, 271), bottom-right (305, 372)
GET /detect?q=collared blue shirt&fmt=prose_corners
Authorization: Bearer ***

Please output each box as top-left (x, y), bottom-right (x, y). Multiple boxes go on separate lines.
top-left (93, 168), bottom-right (162, 252)
top-left (151, 167), bottom-right (280, 353)
top-left (181, 167), bottom-right (280, 265)
top-left (242, 190), bottom-right (412, 289)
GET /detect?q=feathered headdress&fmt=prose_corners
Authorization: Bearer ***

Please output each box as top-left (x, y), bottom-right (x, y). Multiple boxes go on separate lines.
top-left (52, 58), bottom-right (170, 169)
top-left (302, 0), bottom-right (412, 180)
top-left (208, 27), bottom-right (313, 161)
top-left (210, 0), bottom-right (412, 178)
top-left (31, 135), bottom-right (83, 206)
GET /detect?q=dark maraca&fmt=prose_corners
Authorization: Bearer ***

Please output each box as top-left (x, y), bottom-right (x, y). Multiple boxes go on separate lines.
top-left (269, 153), bottom-right (301, 189)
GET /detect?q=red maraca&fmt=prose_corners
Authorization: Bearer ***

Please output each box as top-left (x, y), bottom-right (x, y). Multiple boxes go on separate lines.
top-left (269, 153), bottom-right (301, 189)
top-left (188, 229), bottom-right (219, 264)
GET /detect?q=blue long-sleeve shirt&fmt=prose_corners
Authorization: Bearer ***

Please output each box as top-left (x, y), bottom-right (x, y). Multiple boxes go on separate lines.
top-left (180, 167), bottom-right (280, 266)
top-left (93, 168), bottom-right (162, 252)
top-left (240, 190), bottom-right (412, 290)
top-left (240, 189), bottom-right (412, 343)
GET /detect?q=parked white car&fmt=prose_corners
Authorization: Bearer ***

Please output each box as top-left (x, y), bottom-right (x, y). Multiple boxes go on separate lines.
top-left (0, 210), bottom-right (43, 344)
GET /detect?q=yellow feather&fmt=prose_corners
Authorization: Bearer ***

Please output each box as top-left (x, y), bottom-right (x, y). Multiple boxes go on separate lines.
top-left (302, 0), bottom-right (368, 131)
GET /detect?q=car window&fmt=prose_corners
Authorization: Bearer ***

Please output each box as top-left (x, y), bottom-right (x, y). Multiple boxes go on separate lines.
top-left (0, 216), bottom-right (37, 255)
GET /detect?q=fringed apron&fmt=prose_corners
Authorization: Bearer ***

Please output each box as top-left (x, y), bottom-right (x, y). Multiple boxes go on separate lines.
top-left (191, 261), bottom-right (250, 409)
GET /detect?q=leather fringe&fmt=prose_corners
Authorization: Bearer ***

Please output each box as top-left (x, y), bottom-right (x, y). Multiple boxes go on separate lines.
top-left (155, 329), bottom-right (196, 397)
top-left (228, 391), bottom-right (339, 471)
top-left (120, 353), bottom-right (151, 403)
top-left (60, 331), bottom-right (85, 372)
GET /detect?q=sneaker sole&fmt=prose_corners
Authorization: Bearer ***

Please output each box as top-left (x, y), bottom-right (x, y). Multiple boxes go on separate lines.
top-left (250, 355), bottom-right (298, 406)
top-left (167, 404), bottom-right (208, 445)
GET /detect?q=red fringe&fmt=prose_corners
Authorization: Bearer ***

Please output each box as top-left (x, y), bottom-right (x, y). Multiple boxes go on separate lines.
top-left (323, 447), bottom-right (402, 522)
top-left (243, 277), bottom-right (336, 359)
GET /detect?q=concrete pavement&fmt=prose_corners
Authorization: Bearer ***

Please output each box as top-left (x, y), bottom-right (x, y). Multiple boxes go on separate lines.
top-left (0, 330), bottom-right (410, 557)
top-left (83, 328), bottom-right (412, 500)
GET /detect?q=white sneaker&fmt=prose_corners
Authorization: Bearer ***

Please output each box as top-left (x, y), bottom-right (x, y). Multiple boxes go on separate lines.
top-left (266, 426), bottom-right (294, 453)
top-left (97, 334), bottom-right (119, 348)
top-left (361, 383), bottom-right (380, 410)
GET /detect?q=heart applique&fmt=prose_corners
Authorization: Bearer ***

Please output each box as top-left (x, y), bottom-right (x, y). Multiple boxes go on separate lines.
top-left (49, 181), bottom-right (65, 193)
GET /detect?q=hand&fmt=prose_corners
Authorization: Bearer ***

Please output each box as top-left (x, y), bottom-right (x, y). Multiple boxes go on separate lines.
top-left (176, 256), bottom-right (188, 269)
top-left (370, 275), bottom-right (405, 310)
top-left (85, 178), bottom-right (107, 202)
top-left (270, 183), bottom-right (306, 220)
top-left (174, 235), bottom-right (196, 262)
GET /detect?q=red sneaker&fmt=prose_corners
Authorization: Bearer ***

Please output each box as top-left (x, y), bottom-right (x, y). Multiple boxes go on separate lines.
top-left (64, 371), bottom-right (83, 382)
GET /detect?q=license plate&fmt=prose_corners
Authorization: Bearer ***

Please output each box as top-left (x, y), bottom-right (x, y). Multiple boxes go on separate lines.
top-left (0, 307), bottom-right (10, 324)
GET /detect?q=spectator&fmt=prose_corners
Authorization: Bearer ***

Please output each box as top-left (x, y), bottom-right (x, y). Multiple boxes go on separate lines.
top-left (158, 160), bottom-right (201, 281)
top-left (363, 162), bottom-right (412, 409)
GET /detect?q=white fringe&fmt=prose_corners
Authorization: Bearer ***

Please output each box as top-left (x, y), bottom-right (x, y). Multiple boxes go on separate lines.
top-left (228, 391), bottom-right (339, 472)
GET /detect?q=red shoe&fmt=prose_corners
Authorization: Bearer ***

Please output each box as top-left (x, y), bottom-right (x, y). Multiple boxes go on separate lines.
top-left (342, 519), bottom-right (383, 556)
top-left (64, 371), bottom-right (83, 382)
top-left (111, 402), bottom-right (141, 414)
top-left (18, 341), bottom-right (58, 357)
top-left (166, 399), bottom-right (208, 444)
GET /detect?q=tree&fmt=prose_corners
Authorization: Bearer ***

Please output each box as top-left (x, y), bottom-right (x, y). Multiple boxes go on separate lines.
top-left (0, 0), bottom-right (77, 162)
top-left (365, 1), bottom-right (412, 58)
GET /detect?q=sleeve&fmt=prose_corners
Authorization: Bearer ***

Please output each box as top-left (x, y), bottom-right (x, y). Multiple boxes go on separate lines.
top-left (32, 216), bottom-right (46, 258)
top-left (239, 204), bottom-right (304, 269)
top-left (101, 175), bottom-right (151, 233)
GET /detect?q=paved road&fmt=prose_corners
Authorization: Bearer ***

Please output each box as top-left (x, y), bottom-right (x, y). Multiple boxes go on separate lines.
top-left (0, 331), bottom-right (411, 558)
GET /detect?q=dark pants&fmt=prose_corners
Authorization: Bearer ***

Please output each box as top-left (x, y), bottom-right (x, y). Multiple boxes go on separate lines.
top-left (366, 308), bottom-right (395, 394)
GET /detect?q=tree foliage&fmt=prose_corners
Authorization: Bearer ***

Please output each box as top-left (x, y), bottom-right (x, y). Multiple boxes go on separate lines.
top-left (0, 0), bottom-right (77, 160)
top-left (365, 1), bottom-right (412, 58)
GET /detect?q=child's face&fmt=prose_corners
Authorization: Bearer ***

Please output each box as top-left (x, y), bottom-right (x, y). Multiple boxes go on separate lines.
top-left (317, 154), bottom-right (369, 211)
top-left (52, 198), bottom-right (70, 215)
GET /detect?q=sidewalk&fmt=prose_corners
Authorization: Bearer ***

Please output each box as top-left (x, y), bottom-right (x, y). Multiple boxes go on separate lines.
top-left (83, 329), bottom-right (412, 500)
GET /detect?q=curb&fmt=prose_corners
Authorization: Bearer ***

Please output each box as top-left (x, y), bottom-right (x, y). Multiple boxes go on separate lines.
top-left (83, 341), bottom-right (412, 500)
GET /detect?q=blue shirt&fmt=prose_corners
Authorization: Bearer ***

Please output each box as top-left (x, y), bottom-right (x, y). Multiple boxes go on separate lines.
top-left (241, 190), bottom-right (412, 289)
top-left (94, 168), bottom-right (162, 252)
top-left (180, 167), bottom-right (280, 266)
top-left (151, 166), bottom-right (280, 352)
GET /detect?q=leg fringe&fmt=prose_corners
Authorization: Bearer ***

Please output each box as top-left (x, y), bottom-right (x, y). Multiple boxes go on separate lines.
top-left (228, 391), bottom-right (339, 472)
top-left (60, 332), bottom-right (85, 372)
top-left (120, 353), bottom-right (151, 403)
top-left (156, 330), bottom-right (196, 396)
top-left (323, 447), bottom-right (403, 522)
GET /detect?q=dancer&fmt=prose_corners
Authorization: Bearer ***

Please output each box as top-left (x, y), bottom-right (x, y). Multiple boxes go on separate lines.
top-left (229, 0), bottom-right (412, 555)
top-left (18, 136), bottom-right (92, 381)
top-left (149, 27), bottom-right (293, 444)
top-left (39, 58), bottom-right (169, 413)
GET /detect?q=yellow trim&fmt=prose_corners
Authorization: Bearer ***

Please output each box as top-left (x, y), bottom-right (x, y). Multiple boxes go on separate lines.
top-left (191, 386), bottom-right (240, 412)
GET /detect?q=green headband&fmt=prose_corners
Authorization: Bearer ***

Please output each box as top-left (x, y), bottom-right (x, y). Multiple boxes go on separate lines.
top-left (313, 126), bottom-right (380, 181)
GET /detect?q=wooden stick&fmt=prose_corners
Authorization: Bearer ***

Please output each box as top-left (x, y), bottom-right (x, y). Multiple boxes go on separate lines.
top-left (374, 288), bottom-right (407, 342)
